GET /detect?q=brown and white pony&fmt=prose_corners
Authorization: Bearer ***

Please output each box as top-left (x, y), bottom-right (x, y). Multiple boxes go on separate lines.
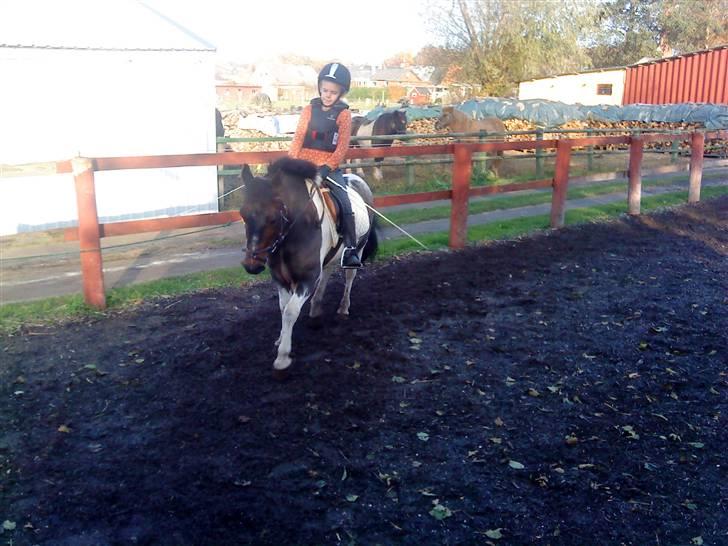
top-left (350, 110), bottom-right (407, 181)
top-left (435, 106), bottom-right (506, 177)
top-left (240, 158), bottom-right (377, 376)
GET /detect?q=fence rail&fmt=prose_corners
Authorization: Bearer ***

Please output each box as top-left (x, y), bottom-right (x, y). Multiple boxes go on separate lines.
top-left (17, 130), bottom-right (728, 308)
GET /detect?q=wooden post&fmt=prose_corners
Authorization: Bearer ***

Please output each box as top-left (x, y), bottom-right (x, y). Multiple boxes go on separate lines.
top-left (586, 128), bottom-right (594, 171)
top-left (406, 157), bottom-right (415, 188)
top-left (627, 136), bottom-right (644, 215)
top-left (449, 144), bottom-right (472, 248)
top-left (217, 140), bottom-right (226, 209)
top-left (550, 139), bottom-right (571, 229)
top-left (535, 129), bottom-right (544, 177)
top-left (72, 157), bottom-right (106, 309)
top-left (670, 138), bottom-right (679, 164)
top-left (688, 131), bottom-right (705, 203)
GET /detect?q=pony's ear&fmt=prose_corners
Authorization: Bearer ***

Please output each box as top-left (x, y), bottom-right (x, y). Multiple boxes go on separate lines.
top-left (241, 164), bottom-right (254, 184)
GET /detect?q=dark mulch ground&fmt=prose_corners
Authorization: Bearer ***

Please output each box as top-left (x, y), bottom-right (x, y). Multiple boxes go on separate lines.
top-left (2, 198), bottom-right (727, 546)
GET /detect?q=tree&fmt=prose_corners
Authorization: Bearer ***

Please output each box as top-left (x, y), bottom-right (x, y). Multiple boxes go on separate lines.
top-left (425, 0), bottom-right (595, 96)
top-left (587, 0), bottom-right (728, 68)
top-left (383, 52), bottom-right (415, 68)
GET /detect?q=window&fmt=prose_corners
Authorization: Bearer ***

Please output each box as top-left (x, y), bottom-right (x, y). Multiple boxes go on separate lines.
top-left (597, 84), bottom-right (613, 96)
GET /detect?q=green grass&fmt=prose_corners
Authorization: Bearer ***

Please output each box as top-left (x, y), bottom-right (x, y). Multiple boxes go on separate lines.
top-left (0, 267), bottom-right (264, 334)
top-left (1, 187), bottom-right (726, 333)
top-left (381, 173), bottom-right (725, 226)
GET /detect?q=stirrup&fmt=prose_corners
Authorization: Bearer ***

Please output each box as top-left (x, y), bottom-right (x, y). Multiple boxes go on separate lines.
top-left (341, 247), bottom-right (362, 269)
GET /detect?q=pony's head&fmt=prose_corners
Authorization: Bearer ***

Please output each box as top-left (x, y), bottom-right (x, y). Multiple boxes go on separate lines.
top-left (434, 106), bottom-right (455, 130)
top-left (378, 110), bottom-right (407, 136)
top-left (239, 164), bottom-right (285, 274)
top-left (239, 159), bottom-right (318, 274)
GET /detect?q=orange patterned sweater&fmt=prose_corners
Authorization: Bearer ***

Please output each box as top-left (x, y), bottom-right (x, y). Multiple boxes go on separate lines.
top-left (288, 104), bottom-right (352, 170)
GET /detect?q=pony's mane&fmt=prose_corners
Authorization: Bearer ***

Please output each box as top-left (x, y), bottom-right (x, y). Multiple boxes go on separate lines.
top-left (268, 157), bottom-right (318, 181)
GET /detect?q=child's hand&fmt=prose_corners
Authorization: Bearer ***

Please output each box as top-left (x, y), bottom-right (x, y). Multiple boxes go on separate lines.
top-left (318, 165), bottom-right (331, 181)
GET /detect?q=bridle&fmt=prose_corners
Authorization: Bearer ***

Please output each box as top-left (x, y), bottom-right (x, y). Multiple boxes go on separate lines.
top-left (245, 183), bottom-right (318, 262)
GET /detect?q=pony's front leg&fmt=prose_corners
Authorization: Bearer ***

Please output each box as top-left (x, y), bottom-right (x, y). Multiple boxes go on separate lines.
top-left (373, 160), bottom-right (383, 181)
top-left (274, 287), bottom-right (292, 346)
top-left (337, 268), bottom-right (359, 316)
top-left (309, 267), bottom-right (333, 318)
top-left (274, 290), bottom-right (309, 371)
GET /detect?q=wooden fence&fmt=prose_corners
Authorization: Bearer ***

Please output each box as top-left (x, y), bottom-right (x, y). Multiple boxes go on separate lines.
top-left (53, 130), bottom-right (725, 309)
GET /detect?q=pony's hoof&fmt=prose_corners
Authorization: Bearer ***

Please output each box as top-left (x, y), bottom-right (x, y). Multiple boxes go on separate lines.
top-left (272, 368), bottom-right (290, 382)
top-left (336, 311), bottom-right (350, 320)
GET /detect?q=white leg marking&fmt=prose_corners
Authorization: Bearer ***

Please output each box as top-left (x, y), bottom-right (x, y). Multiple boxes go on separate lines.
top-left (337, 268), bottom-right (358, 316)
top-left (275, 287), bottom-right (292, 346)
top-left (373, 166), bottom-right (383, 181)
top-left (309, 267), bottom-right (333, 318)
top-left (274, 291), bottom-right (308, 370)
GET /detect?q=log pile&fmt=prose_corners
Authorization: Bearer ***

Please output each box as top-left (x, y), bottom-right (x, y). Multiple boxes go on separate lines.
top-left (220, 110), bottom-right (725, 155)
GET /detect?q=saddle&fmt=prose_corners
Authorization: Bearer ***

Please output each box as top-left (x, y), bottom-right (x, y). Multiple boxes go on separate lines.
top-left (318, 186), bottom-right (341, 231)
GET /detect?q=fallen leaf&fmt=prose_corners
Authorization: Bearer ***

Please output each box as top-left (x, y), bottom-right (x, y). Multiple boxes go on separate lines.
top-left (691, 537), bottom-right (703, 545)
top-left (57, 425), bottom-right (71, 433)
top-left (688, 442), bottom-right (704, 449)
top-left (527, 388), bottom-right (540, 397)
top-left (621, 425), bottom-right (640, 440)
top-left (391, 376), bottom-right (406, 383)
top-left (346, 494), bottom-right (358, 502)
top-left (2, 521), bottom-right (16, 531)
top-left (485, 528), bottom-right (503, 539)
top-left (508, 460), bottom-right (525, 470)
top-left (429, 501), bottom-right (452, 520)
top-left (494, 417), bottom-right (504, 427)
top-left (417, 432), bottom-right (430, 442)
top-left (565, 434), bottom-right (578, 445)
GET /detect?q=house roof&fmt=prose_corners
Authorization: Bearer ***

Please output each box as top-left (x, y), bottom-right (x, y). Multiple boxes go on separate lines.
top-left (0, 0), bottom-right (215, 51)
top-left (371, 68), bottom-right (423, 83)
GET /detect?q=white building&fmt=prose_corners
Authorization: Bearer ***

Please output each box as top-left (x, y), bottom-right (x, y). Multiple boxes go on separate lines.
top-left (0, 0), bottom-right (218, 235)
top-left (518, 68), bottom-right (626, 105)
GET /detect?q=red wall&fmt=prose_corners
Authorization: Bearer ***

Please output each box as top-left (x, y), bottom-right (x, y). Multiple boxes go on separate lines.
top-left (623, 47), bottom-right (728, 104)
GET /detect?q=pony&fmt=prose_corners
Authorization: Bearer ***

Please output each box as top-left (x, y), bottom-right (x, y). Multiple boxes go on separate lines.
top-left (435, 106), bottom-right (506, 177)
top-left (350, 110), bottom-right (408, 181)
top-left (240, 158), bottom-right (378, 377)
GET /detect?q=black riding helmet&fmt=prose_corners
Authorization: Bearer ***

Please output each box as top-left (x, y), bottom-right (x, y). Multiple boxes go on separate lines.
top-left (318, 62), bottom-right (351, 94)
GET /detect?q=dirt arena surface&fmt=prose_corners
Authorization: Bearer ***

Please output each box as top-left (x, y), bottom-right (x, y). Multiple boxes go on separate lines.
top-left (2, 197), bottom-right (727, 546)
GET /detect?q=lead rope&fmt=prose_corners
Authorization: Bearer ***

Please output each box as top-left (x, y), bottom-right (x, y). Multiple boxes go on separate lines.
top-left (324, 176), bottom-right (428, 249)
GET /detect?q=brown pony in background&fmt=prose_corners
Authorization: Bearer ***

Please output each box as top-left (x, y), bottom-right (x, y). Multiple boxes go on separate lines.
top-left (435, 106), bottom-right (506, 177)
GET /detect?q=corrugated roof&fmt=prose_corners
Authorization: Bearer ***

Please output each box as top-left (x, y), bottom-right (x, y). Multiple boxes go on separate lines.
top-left (0, 0), bottom-right (215, 51)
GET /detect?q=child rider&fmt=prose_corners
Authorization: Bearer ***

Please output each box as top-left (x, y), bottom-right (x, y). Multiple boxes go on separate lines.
top-left (289, 62), bottom-right (361, 268)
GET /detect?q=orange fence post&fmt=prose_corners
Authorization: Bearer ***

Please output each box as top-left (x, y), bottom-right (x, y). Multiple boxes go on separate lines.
top-left (628, 136), bottom-right (644, 215)
top-left (550, 139), bottom-right (572, 228)
top-left (688, 131), bottom-right (705, 203)
top-left (72, 157), bottom-right (106, 309)
top-left (449, 144), bottom-right (472, 249)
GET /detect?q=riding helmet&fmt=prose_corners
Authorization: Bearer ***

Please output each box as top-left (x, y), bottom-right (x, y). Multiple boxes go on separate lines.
top-left (318, 62), bottom-right (351, 94)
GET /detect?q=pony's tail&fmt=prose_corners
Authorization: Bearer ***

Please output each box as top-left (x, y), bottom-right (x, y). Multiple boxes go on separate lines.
top-left (361, 217), bottom-right (379, 263)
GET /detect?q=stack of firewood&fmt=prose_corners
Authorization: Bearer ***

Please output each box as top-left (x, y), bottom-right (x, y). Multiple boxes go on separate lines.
top-left (218, 110), bottom-right (723, 155)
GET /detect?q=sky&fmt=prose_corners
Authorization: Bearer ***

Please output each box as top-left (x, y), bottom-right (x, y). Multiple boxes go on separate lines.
top-left (144, 0), bottom-right (435, 64)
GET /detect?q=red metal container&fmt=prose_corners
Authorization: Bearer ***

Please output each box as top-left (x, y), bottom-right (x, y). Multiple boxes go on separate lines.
top-left (623, 45), bottom-right (728, 104)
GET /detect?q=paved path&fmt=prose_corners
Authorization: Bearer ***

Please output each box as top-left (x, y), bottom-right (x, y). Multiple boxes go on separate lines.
top-left (2, 175), bottom-right (726, 304)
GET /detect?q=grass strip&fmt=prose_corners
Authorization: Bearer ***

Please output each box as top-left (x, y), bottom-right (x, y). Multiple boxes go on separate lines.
top-left (1, 187), bottom-right (726, 333)
top-left (382, 173), bottom-right (726, 226)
